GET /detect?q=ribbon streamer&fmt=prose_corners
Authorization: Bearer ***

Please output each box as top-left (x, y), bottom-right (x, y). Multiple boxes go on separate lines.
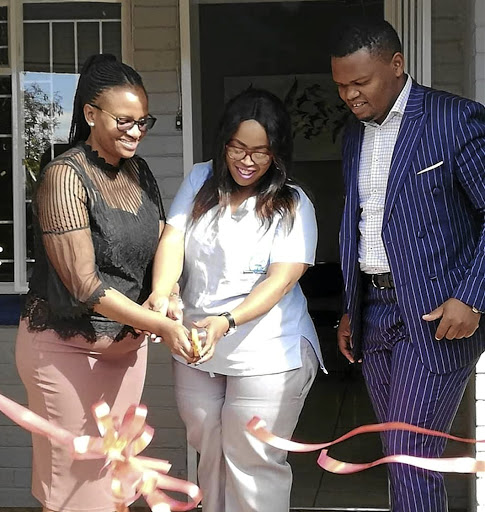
top-left (247, 417), bottom-right (485, 474)
top-left (0, 393), bottom-right (202, 511)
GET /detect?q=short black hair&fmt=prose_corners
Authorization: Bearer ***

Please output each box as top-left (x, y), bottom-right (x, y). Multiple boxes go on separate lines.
top-left (330, 17), bottom-right (402, 60)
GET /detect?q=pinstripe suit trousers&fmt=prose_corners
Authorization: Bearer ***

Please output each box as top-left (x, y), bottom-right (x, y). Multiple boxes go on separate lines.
top-left (360, 284), bottom-right (477, 512)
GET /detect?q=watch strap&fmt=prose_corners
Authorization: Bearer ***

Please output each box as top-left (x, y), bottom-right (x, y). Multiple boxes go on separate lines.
top-left (219, 312), bottom-right (236, 335)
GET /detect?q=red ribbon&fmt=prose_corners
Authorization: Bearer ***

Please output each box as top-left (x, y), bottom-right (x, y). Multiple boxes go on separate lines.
top-left (0, 393), bottom-right (202, 511)
top-left (247, 417), bottom-right (485, 474)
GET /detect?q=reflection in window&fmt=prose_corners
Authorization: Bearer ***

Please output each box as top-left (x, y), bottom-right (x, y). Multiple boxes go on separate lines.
top-left (23, 72), bottom-right (78, 194)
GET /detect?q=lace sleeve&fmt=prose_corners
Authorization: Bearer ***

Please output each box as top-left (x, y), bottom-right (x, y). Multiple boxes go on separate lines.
top-left (36, 163), bottom-right (107, 305)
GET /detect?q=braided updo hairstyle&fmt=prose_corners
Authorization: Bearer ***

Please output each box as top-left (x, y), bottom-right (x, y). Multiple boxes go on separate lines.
top-left (69, 53), bottom-right (146, 146)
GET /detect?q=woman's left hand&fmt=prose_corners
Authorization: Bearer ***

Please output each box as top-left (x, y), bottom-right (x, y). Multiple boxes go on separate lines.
top-left (192, 315), bottom-right (229, 363)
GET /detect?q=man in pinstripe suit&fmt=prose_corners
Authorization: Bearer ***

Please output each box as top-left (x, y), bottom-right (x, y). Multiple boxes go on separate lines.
top-left (331, 18), bottom-right (485, 511)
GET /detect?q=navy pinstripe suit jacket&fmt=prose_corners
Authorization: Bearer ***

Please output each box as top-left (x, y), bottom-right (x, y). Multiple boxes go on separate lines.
top-left (340, 81), bottom-right (485, 374)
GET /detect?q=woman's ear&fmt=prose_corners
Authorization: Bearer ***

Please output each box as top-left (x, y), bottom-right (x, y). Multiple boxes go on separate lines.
top-left (83, 104), bottom-right (96, 127)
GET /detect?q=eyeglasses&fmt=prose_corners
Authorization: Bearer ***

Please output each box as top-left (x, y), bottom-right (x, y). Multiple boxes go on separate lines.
top-left (225, 144), bottom-right (272, 165)
top-left (88, 103), bottom-right (157, 132)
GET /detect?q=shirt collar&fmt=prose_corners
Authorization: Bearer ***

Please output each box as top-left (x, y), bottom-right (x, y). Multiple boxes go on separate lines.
top-left (363, 74), bottom-right (413, 127)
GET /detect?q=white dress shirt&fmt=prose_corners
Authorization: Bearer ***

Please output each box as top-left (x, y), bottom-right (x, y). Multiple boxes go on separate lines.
top-left (167, 161), bottom-right (325, 376)
top-left (358, 74), bottom-right (413, 274)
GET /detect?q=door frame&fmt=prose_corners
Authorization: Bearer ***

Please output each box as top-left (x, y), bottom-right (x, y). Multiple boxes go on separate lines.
top-left (178, 0), bottom-right (432, 505)
top-left (179, 0), bottom-right (432, 179)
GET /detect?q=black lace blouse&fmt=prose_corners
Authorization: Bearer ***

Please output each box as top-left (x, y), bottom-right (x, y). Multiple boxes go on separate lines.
top-left (22, 143), bottom-right (165, 342)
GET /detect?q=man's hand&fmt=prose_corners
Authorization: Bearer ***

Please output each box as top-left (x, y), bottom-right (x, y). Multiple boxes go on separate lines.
top-left (422, 298), bottom-right (481, 340)
top-left (337, 313), bottom-right (356, 363)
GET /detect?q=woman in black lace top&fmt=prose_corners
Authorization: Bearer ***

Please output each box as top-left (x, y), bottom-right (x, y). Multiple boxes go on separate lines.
top-left (15, 54), bottom-right (192, 512)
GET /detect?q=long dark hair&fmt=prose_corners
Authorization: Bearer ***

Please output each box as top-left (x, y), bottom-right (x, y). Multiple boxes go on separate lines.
top-left (69, 54), bottom-right (146, 146)
top-left (191, 88), bottom-right (299, 229)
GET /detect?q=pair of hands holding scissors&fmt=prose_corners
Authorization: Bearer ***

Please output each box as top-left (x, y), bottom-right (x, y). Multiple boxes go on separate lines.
top-left (137, 291), bottom-right (228, 365)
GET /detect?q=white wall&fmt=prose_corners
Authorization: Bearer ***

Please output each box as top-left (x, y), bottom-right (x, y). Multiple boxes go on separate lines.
top-left (432, 0), bottom-right (467, 96)
top-left (134, 0), bottom-right (185, 212)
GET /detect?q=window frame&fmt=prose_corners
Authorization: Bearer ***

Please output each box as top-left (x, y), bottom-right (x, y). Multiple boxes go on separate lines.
top-left (1, 0), bottom-right (131, 294)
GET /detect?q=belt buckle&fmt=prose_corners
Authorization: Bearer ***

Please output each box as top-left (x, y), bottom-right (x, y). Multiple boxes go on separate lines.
top-left (371, 274), bottom-right (386, 290)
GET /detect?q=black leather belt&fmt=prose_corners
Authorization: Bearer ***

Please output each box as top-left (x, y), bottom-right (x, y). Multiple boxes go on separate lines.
top-left (363, 272), bottom-right (394, 289)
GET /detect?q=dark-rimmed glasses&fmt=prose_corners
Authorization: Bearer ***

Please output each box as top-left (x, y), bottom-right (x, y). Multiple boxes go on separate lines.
top-left (225, 144), bottom-right (272, 165)
top-left (88, 103), bottom-right (157, 132)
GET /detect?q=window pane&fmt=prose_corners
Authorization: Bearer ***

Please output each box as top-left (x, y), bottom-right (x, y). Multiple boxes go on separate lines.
top-left (0, 6), bottom-right (7, 66)
top-left (24, 3), bottom-right (121, 21)
top-left (0, 76), bottom-right (11, 94)
top-left (0, 262), bottom-right (14, 283)
top-left (53, 23), bottom-right (75, 73)
top-left (0, 97), bottom-right (11, 133)
top-left (78, 22), bottom-right (100, 69)
top-left (102, 22), bottom-right (121, 59)
top-left (0, 20), bottom-right (7, 45)
top-left (24, 23), bottom-right (50, 72)
top-left (0, 138), bottom-right (13, 220)
top-left (26, 203), bottom-right (34, 261)
top-left (0, 224), bottom-right (14, 259)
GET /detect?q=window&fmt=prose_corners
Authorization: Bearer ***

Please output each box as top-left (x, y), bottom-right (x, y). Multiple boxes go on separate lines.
top-left (0, 0), bottom-right (125, 294)
top-left (0, 3), bottom-right (14, 286)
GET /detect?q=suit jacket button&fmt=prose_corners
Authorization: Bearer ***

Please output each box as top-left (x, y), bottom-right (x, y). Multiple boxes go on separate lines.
top-left (417, 230), bottom-right (426, 238)
top-left (432, 187), bottom-right (441, 195)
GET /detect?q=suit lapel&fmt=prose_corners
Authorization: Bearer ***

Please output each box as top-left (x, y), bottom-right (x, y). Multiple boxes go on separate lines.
top-left (383, 83), bottom-right (428, 227)
top-left (347, 121), bottom-right (364, 227)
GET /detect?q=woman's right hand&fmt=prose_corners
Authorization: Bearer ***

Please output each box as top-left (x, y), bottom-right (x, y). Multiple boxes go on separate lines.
top-left (157, 318), bottom-right (196, 363)
top-left (136, 291), bottom-right (172, 340)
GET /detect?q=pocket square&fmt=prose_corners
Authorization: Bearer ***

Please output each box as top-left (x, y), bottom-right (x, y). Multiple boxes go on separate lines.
top-left (416, 161), bottom-right (444, 175)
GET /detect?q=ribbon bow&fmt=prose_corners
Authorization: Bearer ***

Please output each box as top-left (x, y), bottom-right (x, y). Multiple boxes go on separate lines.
top-left (0, 393), bottom-right (202, 511)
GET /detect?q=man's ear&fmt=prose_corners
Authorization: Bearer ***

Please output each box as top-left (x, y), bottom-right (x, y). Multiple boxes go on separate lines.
top-left (391, 52), bottom-right (405, 77)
